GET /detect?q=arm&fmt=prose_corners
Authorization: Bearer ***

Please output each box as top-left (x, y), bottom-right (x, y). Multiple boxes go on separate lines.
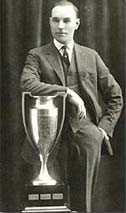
top-left (21, 49), bottom-right (86, 119)
top-left (20, 50), bottom-right (67, 95)
top-left (96, 52), bottom-right (123, 137)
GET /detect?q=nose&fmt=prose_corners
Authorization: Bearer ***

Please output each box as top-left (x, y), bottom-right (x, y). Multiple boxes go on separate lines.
top-left (58, 20), bottom-right (64, 29)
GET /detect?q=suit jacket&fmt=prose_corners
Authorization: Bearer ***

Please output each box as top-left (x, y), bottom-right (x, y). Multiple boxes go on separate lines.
top-left (21, 42), bottom-right (123, 163)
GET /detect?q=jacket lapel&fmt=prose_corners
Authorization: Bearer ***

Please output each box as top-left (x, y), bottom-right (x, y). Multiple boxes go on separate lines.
top-left (44, 42), bottom-right (66, 86)
top-left (74, 43), bottom-right (89, 78)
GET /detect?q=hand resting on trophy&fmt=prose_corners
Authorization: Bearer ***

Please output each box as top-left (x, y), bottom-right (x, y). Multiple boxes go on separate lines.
top-left (67, 88), bottom-right (86, 120)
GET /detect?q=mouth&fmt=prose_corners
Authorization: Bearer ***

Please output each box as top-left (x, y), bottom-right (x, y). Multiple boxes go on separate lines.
top-left (56, 32), bottom-right (67, 36)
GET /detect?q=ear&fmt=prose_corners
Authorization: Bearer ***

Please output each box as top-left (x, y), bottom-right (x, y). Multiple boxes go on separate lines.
top-left (75, 18), bottom-right (80, 30)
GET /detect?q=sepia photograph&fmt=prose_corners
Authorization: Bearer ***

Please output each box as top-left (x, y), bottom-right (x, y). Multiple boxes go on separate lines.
top-left (1, 0), bottom-right (125, 212)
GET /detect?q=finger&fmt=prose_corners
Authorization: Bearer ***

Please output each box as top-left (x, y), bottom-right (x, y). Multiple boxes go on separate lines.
top-left (77, 105), bottom-right (83, 119)
top-left (81, 105), bottom-right (86, 118)
top-left (78, 108), bottom-right (86, 120)
top-left (81, 111), bottom-right (86, 119)
top-left (79, 111), bottom-right (83, 120)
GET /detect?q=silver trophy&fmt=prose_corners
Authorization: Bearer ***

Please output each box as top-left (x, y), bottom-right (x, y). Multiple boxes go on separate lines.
top-left (22, 92), bottom-right (67, 186)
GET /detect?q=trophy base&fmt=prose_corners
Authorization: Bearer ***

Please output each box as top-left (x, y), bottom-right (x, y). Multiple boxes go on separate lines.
top-left (21, 184), bottom-right (71, 212)
top-left (21, 206), bottom-right (71, 213)
top-left (32, 176), bottom-right (56, 186)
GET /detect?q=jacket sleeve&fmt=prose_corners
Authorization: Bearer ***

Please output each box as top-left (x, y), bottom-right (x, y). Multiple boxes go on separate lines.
top-left (96, 52), bottom-right (123, 137)
top-left (20, 50), bottom-right (67, 96)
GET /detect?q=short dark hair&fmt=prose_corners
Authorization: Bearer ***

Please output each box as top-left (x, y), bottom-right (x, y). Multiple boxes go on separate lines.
top-left (50, 0), bottom-right (79, 18)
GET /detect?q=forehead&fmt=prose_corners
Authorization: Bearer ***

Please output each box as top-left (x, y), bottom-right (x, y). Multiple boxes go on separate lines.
top-left (51, 5), bottom-right (77, 18)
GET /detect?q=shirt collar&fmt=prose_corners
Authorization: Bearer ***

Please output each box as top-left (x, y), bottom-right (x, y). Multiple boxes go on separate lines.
top-left (53, 39), bottom-right (74, 61)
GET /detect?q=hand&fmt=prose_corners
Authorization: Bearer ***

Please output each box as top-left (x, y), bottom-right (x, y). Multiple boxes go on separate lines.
top-left (98, 127), bottom-right (109, 140)
top-left (98, 127), bottom-right (113, 155)
top-left (67, 88), bottom-right (86, 120)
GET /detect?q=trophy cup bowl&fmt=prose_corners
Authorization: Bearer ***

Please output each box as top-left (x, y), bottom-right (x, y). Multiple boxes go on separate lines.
top-left (22, 92), bottom-right (67, 186)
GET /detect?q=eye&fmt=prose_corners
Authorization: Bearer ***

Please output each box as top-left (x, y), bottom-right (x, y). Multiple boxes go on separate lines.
top-left (51, 17), bottom-right (60, 23)
top-left (63, 18), bottom-right (71, 23)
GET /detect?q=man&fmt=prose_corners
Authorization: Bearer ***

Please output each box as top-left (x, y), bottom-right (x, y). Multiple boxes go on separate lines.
top-left (20, 1), bottom-right (123, 212)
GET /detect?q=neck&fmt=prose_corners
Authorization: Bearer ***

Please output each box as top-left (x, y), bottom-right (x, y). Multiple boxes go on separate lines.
top-left (54, 38), bottom-right (74, 46)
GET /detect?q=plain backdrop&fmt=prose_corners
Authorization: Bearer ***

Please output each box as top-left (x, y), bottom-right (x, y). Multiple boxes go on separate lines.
top-left (1, 0), bottom-right (125, 212)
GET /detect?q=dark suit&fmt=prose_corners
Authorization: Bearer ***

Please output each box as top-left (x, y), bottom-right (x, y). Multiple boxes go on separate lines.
top-left (20, 42), bottom-right (123, 212)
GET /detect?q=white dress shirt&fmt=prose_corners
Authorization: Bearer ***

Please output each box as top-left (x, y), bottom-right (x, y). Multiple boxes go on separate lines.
top-left (53, 39), bottom-right (74, 63)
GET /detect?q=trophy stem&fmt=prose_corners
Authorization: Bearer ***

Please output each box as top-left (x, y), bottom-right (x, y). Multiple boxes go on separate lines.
top-left (32, 154), bottom-right (56, 186)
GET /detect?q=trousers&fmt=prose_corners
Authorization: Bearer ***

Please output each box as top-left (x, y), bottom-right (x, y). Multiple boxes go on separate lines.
top-left (58, 116), bottom-right (104, 212)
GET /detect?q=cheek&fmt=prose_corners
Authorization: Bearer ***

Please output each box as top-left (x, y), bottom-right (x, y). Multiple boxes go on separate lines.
top-left (50, 24), bottom-right (56, 32)
top-left (68, 27), bottom-right (76, 34)
top-left (67, 24), bottom-right (77, 33)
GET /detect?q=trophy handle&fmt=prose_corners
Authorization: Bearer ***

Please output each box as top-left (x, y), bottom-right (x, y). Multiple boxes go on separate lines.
top-left (49, 92), bottom-right (67, 155)
top-left (22, 92), bottom-right (39, 154)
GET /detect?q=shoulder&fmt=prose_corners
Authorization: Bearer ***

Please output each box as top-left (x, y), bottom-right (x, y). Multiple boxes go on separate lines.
top-left (28, 43), bottom-right (52, 56)
top-left (75, 43), bottom-right (97, 54)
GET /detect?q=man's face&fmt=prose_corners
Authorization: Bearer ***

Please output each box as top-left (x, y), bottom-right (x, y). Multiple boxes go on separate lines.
top-left (49, 5), bottom-right (80, 45)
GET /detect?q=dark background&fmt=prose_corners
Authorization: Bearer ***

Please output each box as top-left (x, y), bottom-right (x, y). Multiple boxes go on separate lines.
top-left (1, 0), bottom-right (125, 212)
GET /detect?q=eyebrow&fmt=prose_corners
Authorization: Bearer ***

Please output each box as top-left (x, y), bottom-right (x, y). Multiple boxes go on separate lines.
top-left (51, 17), bottom-right (71, 21)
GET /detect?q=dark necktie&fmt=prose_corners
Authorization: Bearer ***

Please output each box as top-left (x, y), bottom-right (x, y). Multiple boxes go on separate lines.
top-left (60, 46), bottom-right (70, 84)
top-left (62, 46), bottom-right (70, 67)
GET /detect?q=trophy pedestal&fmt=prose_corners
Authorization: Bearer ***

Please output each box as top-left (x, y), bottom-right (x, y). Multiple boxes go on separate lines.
top-left (21, 184), bottom-right (71, 213)
top-left (21, 206), bottom-right (71, 213)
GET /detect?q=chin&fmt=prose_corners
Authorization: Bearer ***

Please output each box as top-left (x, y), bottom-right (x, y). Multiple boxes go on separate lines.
top-left (56, 37), bottom-right (67, 44)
